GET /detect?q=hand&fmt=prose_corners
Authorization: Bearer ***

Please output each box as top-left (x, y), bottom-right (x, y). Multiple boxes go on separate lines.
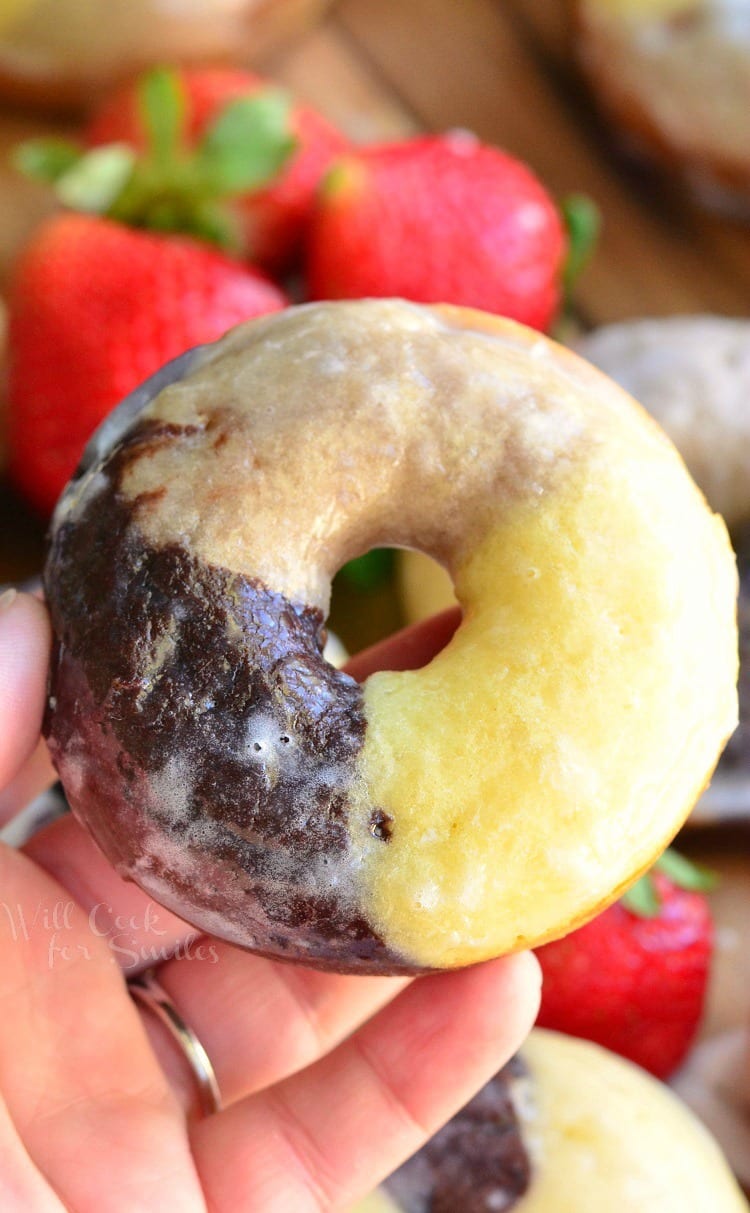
top-left (0, 589), bottom-right (540, 1213)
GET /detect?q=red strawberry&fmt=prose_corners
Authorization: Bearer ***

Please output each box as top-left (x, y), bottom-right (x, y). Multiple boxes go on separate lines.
top-left (535, 850), bottom-right (714, 1079)
top-left (7, 213), bottom-right (287, 516)
top-left (86, 67), bottom-right (349, 270)
top-left (306, 132), bottom-right (569, 331)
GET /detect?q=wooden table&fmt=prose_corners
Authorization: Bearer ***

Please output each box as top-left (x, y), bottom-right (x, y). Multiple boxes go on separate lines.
top-left (0, 0), bottom-right (747, 1183)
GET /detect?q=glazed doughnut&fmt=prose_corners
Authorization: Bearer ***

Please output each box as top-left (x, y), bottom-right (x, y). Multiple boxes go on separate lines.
top-left (0, 0), bottom-right (325, 111)
top-left (571, 1), bottom-right (750, 213)
top-left (44, 299), bottom-right (737, 973)
top-left (353, 1030), bottom-right (749, 1212)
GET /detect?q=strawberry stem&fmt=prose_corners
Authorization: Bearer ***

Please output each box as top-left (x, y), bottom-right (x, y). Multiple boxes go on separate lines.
top-left (654, 848), bottom-right (717, 892)
top-left (621, 874), bottom-right (662, 918)
top-left (561, 193), bottom-right (600, 295)
top-left (622, 847), bottom-right (717, 917)
top-left (139, 67), bottom-right (186, 166)
top-left (54, 144), bottom-right (136, 214)
top-left (12, 137), bottom-right (81, 183)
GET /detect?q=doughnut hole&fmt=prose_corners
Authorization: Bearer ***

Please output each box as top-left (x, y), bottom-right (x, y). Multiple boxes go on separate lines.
top-left (334, 546), bottom-right (463, 681)
top-left (329, 546), bottom-right (403, 654)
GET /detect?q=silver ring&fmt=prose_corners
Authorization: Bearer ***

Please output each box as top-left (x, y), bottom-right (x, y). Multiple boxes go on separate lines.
top-left (128, 969), bottom-right (221, 1117)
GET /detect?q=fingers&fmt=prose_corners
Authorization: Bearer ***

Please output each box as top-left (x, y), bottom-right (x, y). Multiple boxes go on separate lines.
top-left (0, 841), bottom-right (206, 1213)
top-left (0, 1096), bottom-right (67, 1213)
top-left (0, 739), bottom-right (57, 829)
top-left (191, 952), bottom-right (541, 1213)
top-left (0, 591), bottom-right (51, 792)
top-left (142, 946), bottom-right (409, 1110)
top-left (344, 608), bottom-right (461, 682)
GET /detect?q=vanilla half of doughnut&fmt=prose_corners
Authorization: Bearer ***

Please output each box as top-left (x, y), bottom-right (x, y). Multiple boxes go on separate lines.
top-left (44, 299), bottom-right (738, 972)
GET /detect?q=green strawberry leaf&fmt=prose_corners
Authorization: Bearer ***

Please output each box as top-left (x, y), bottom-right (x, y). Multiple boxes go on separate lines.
top-left (139, 67), bottom-right (186, 164)
top-left (654, 848), bottom-right (718, 892)
top-left (12, 76), bottom-right (296, 256)
top-left (621, 873), bottom-right (661, 918)
top-left (54, 145), bottom-right (137, 214)
top-left (13, 136), bottom-right (83, 183)
top-left (622, 847), bottom-right (717, 917)
top-left (561, 193), bottom-right (600, 294)
top-left (195, 90), bottom-right (297, 195)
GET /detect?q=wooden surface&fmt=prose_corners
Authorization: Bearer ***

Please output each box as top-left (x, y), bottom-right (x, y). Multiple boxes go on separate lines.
top-left (0, 0), bottom-right (747, 1168)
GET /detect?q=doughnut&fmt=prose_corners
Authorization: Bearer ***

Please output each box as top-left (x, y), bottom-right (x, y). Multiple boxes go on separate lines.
top-left (44, 299), bottom-right (738, 973)
top-left (353, 1030), bottom-right (750, 1212)
top-left (571, 0), bottom-right (750, 213)
top-left (0, 0), bottom-right (331, 111)
top-left (574, 316), bottom-right (750, 823)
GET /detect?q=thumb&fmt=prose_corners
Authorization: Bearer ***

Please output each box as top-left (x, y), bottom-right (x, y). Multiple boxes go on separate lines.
top-left (0, 590), bottom-right (52, 790)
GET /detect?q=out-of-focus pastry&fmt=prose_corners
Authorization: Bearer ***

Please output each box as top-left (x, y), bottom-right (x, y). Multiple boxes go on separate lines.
top-left (352, 1030), bottom-right (749, 1212)
top-left (574, 316), bottom-right (750, 533)
top-left (571, 0), bottom-right (750, 214)
top-left (0, 0), bottom-right (332, 111)
top-left (575, 315), bottom-right (750, 822)
top-left (673, 1028), bottom-right (750, 1191)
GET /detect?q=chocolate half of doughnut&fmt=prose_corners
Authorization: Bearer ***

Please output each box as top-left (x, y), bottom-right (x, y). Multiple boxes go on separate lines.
top-left (45, 428), bottom-right (408, 971)
top-left (44, 300), bottom-right (581, 973)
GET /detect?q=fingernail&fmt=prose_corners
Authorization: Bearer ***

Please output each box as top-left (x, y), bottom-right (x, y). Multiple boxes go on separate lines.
top-left (0, 588), bottom-right (18, 613)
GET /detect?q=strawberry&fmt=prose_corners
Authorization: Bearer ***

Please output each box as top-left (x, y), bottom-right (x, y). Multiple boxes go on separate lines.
top-left (86, 67), bottom-right (349, 270)
top-left (7, 213), bottom-right (287, 516)
top-left (7, 68), bottom-right (298, 516)
top-left (306, 132), bottom-right (574, 331)
top-left (535, 850), bottom-right (715, 1079)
